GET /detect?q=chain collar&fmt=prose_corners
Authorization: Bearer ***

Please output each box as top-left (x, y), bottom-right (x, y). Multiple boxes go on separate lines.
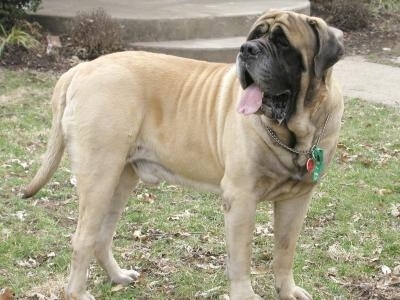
top-left (264, 113), bottom-right (331, 156)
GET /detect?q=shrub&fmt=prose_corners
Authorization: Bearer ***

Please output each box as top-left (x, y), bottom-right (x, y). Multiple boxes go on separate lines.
top-left (311, 0), bottom-right (372, 30)
top-left (0, 0), bottom-right (42, 30)
top-left (0, 23), bottom-right (39, 57)
top-left (69, 8), bottom-right (123, 60)
top-left (328, 0), bottom-right (371, 30)
top-left (311, 0), bottom-right (400, 31)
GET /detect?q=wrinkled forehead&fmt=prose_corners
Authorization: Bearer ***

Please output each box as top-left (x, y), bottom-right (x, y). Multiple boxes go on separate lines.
top-left (249, 11), bottom-right (318, 65)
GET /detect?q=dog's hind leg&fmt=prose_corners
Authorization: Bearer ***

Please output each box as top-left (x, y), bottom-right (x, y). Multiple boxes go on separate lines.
top-left (65, 144), bottom-right (133, 299)
top-left (94, 165), bottom-right (140, 285)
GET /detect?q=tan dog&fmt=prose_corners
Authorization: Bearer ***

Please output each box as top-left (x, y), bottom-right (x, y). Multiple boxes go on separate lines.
top-left (23, 11), bottom-right (344, 300)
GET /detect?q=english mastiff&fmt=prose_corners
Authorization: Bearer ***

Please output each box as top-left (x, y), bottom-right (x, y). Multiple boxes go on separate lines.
top-left (23, 10), bottom-right (344, 300)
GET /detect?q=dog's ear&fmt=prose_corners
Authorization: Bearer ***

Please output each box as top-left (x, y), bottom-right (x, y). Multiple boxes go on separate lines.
top-left (308, 18), bottom-right (345, 78)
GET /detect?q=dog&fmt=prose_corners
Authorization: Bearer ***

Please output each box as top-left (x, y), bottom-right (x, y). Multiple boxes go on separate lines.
top-left (23, 10), bottom-right (344, 300)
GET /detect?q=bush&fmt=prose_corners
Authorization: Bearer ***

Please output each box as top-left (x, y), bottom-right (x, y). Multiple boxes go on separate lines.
top-left (69, 8), bottom-right (123, 60)
top-left (311, 0), bottom-right (372, 31)
top-left (0, 0), bottom-right (42, 30)
top-left (0, 23), bottom-right (39, 57)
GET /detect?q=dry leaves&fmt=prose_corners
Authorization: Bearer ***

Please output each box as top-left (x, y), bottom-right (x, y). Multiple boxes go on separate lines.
top-left (194, 286), bottom-right (221, 298)
top-left (136, 192), bottom-right (156, 204)
top-left (337, 142), bottom-right (399, 168)
top-left (11, 210), bottom-right (27, 221)
top-left (24, 292), bottom-right (59, 300)
top-left (168, 210), bottom-right (193, 221)
top-left (390, 204), bottom-right (400, 218)
top-left (327, 263), bottom-right (400, 299)
top-left (16, 252), bottom-right (57, 270)
top-left (354, 264), bottom-right (400, 299)
top-left (327, 243), bottom-right (360, 262)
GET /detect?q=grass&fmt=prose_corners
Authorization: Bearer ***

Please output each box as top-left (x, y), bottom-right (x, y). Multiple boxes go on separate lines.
top-left (0, 68), bottom-right (399, 299)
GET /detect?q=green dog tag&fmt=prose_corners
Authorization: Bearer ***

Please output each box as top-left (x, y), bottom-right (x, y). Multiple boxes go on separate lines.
top-left (308, 146), bottom-right (324, 182)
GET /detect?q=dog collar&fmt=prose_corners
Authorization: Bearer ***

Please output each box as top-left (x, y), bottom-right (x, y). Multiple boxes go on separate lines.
top-left (264, 113), bottom-right (331, 182)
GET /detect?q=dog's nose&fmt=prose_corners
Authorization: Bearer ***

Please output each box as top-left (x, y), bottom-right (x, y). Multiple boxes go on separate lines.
top-left (240, 41), bottom-right (260, 57)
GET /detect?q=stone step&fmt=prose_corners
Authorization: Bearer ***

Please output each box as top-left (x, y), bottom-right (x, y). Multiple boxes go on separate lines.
top-left (34, 0), bottom-right (310, 42)
top-left (131, 36), bottom-right (246, 63)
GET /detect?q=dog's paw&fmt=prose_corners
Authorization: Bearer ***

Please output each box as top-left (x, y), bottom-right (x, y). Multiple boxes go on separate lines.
top-left (278, 286), bottom-right (312, 300)
top-left (111, 269), bottom-right (140, 285)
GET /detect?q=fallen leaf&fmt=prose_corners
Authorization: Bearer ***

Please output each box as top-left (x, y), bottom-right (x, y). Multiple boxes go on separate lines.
top-left (13, 210), bottom-right (27, 221)
top-left (381, 265), bottom-right (392, 275)
top-left (340, 153), bottom-right (359, 163)
top-left (70, 176), bottom-right (77, 187)
top-left (337, 143), bottom-right (349, 150)
top-left (393, 265), bottom-right (400, 275)
top-left (196, 263), bottom-right (221, 270)
top-left (111, 284), bottom-right (125, 292)
top-left (373, 188), bottom-right (393, 196)
top-left (195, 286), bottom-right (221, 298)
top-left (168, 210), bottom-right (193, 221)
top-left (328, 243), bottom-right (350, 262)
top-left (133, 229), bottom-right (143, 241)
top-left (327, 267), bottom-right (338, 276)
top-left (390, 204), bottom-right (400, 217)
top-left (25, 292), bottom-right (46, 300)
top-left (351, 212), bottom-right (362, 222)
top-left (137, 192), bottom-right (156, 203)
top-left (16, 258), bottom-right (38, 268)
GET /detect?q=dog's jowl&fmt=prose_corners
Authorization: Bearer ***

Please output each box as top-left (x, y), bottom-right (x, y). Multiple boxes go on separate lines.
top-left (23, 11), bottom-right (344, 300)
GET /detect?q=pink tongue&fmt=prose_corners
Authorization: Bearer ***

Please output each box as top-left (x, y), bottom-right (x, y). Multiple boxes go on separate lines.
top-left (237, 83), bottom-right (263, 115)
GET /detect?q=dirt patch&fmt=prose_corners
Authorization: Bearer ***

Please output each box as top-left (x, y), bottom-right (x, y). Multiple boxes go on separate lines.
top-left (311, 3), bottom-right (400, 67)
top-left (344, 12), bottom-right (400, 66)
top-left (0, 33), bottom-right (78, 72)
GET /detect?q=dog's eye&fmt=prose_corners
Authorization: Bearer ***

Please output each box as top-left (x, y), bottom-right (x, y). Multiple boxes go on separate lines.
top-left (271, 28), bottom-right (290, 49)
top-left (275, 35), bottom-right (290, 48)
top-left (248, 24), bottom-right (268, 41)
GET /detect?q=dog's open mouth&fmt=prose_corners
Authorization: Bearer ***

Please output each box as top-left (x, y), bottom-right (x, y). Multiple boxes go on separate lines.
top-left (261, 91), bottom-right (291, 124)
top-left (237, 66), bottom-right (291, 123)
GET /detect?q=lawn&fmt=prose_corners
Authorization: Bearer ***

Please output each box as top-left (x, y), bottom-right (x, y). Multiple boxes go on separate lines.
top-left (0, 68), bottom-right (399, 299)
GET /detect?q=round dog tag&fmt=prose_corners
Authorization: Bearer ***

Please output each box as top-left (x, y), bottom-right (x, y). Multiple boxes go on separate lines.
top-left (306, 158), bottom-right (315, 173)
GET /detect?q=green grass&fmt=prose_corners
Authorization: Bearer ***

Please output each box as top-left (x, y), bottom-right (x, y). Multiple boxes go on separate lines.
top-left (0, 68), bottom-right (399, 299)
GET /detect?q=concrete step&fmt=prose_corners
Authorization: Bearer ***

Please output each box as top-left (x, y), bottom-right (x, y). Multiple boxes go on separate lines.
top-left (131, 36), bottom-right (246, 63)
top-left (34, 0), bottom-right (310, 62)
top-left (34, 0), bottom-right (310, 42)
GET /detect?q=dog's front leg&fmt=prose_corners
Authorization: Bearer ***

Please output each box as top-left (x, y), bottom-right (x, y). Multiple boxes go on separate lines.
top-left (273, 193), bottom-right (313, 300)
top-left (223, 188), bottom-right (260, 300)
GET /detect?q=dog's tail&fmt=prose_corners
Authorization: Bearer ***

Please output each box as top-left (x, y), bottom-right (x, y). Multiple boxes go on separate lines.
top-left (22, 68), bottom-right (76, 198)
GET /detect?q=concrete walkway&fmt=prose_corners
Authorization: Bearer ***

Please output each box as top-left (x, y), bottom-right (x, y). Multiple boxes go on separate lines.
top-left (334, 56), bottom-right (400, 107)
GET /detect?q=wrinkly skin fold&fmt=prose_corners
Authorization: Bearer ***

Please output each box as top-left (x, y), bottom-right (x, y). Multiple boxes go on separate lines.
top-left (23, 10), bottom-right (344, 300)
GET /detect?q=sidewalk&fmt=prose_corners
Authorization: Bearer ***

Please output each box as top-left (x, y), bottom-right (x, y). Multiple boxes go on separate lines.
top-left (334, 56), bottom-right (400, 107)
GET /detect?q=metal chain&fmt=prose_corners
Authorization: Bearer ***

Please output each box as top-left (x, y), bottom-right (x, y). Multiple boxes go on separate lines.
top-left (264, 113), bottom-right (331, 156)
